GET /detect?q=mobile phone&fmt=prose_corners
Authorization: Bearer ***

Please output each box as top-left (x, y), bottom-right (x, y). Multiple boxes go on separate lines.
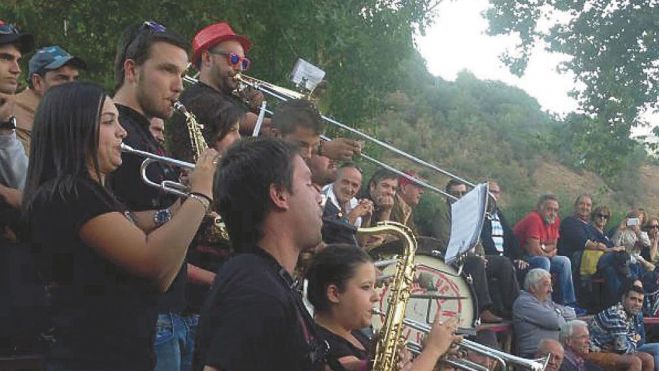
top-left (627, 218), bottom-right (640, 226)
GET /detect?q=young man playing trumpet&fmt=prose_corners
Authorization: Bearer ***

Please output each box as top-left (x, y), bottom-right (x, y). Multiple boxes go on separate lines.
top-left (111, 21), bottom-right (212, 371)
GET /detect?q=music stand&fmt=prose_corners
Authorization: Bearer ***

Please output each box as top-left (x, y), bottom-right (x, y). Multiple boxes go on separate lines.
top-left (444, 183), bottom-right (489, 264)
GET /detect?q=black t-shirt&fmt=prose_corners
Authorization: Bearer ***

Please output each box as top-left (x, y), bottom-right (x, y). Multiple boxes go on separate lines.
top-left (316, 326), bottom-right (370, 364)
top-left (29, 177), bottom-right (158, 370)
top-left (194, 247), bottom-right (326, 371)
top-left (110, 104), bottom-right (186, 313)
top-left (110, 104), bottom-right (178, 211)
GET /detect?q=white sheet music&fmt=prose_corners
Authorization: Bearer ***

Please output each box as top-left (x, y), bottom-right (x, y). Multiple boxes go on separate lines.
top-left (290, 58), bottom-right (325, 92)
top-left (444, 183), bottom-right (489, 263)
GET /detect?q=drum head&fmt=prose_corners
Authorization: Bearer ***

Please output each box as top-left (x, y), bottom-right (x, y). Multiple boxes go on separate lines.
top-left (372, 253), bottom-right (477, 346)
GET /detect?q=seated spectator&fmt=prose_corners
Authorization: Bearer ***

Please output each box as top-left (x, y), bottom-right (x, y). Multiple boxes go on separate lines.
top-left (513, 194), bottom-right (585, 314)
top-left (320, 163), bottom-right (372, 245)
top-left (513, 268), bottom-right (577, 357)
top-left (560, 320), bottom-right (603, 371)
top-left (642, 216), bottom-right (659, 264)
top-left (612, 210), bottom-right (652, 266)
top-left (537, 339), bottom-right (565, 371)
top-left (423, 179), bottom-right (516, 322)
top-left (612, 212), bottom-right (659, 295)
top-left (558, 193), bottom-right (594, 263)
top-left (481, 181), bottom-right (526, 270)
top-left (360, 168), bottom-right (398, 227)
top-left (587, 280), bottom-right (656, 371)
top-left (593, 207), bottom-right (633, 308)
top-left (390, 170), bottom-right (423, 235)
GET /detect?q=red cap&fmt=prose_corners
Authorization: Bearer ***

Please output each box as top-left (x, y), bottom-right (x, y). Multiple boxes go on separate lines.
top-left (192, 22), bottom-right (251, 66)
top-left (398, 170), bottom-right (421, 188)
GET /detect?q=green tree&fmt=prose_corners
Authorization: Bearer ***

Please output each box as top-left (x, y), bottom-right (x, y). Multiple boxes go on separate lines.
top-left (484, 0), bottom-right (658, 152)
top-left (1, 0), bottom-right (441, 123)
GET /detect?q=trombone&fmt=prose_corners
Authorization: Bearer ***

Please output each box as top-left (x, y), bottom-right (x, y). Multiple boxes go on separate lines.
top-left (120, 143), bottom-right (194, 198)
top-left (371, 308), bottom-right (550, 371)
top-left (231, 73), bottom-right (480, 201)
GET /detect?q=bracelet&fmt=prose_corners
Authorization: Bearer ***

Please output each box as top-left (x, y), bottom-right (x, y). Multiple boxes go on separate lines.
top-left (188, 194), bottom-right (210, 212)
top-left (189, 192), bottom-right (213, 205)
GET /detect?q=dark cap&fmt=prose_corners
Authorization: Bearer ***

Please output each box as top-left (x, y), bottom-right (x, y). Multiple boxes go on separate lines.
top-left (0, 21), bottom-right (34, 53)
top-left (28, 45), bottom-right (86, 77)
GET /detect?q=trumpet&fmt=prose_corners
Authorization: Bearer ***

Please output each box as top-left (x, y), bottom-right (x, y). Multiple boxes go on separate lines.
top-left (371, 309), bottom-right (550, 371)
top-left (120, 143), bottom-right (194, 198)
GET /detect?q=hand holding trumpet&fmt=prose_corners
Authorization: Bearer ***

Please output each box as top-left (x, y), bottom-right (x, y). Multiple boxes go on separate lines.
top-left (187, 148), bottom-right (219, 199)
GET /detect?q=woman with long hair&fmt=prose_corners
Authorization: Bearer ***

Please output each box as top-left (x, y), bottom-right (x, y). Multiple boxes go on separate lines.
top-left (306, 244), bottom-right (460, 371)
top-left (23, 81), bottom-right (217, 370)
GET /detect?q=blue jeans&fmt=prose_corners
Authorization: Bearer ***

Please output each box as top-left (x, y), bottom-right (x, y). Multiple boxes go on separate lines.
top-left (638, 342), bottom-right (659, 371)
top-left (154, 313), bottom-right (199, 371)
top-left (526, 255), bottom-right (577, 305)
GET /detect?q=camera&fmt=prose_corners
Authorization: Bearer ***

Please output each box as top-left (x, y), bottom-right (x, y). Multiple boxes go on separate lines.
top-left (627, 217), bottom-right (640, 226)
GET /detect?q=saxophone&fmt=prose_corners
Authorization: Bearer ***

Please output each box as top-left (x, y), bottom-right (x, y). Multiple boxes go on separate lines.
top-left (173, 102), bottom-right (230, 243)
top-left (357, 221), bottom-right (417, 371)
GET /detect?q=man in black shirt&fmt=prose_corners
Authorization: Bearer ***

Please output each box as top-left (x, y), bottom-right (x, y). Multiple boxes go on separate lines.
top-left (181, 22), bottom-right (265, 137)
top-left (195, 137), bottom-right (327, 371)
top-left (110, 21), bottom-right (202, 371)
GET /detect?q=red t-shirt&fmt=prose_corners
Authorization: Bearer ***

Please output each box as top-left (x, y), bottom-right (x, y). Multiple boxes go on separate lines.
top-left (513, 211), bottom-right (560, 250)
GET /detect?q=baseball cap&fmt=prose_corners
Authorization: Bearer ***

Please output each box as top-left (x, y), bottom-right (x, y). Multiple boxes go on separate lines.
top-left (28, 45), bottom-right (86, 77)
top-left (0, 21), bottom-right (34, 53)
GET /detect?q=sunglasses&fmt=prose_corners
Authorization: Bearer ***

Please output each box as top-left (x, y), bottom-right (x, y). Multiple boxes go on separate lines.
top-left (0, 22), bottom-right (20, 35)
top-left (650, 225), bottom-right (659, 229)
top-left (123, 20), bottom-right (167, 59)
top-left (596, 214), bottom-right (610, 219)
top-left (209, 50), bottom-right (251, 71)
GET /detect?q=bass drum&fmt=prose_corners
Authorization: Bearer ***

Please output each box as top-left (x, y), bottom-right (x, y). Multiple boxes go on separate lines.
top-left (370, 239), bottom-right (478, 346)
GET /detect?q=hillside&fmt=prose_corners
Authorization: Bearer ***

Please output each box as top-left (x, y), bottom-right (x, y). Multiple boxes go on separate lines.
top-left (360, 71), bottom-right (658, 227)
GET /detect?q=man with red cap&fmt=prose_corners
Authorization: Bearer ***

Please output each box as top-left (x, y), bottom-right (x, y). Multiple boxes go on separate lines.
top-left (391, 170), bottom-right (424, 235)
top-left (170, 21), bottom-right (266, 140)
top-left (174, 21), bottom-right (363, 162)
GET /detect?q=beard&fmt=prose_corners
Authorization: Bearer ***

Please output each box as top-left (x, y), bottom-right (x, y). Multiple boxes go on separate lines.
top-left (135, 77), bottom-right (172, 120)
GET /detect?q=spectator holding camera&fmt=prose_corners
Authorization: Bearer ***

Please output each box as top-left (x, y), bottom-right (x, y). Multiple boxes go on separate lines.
top-left (613, 211), bottom-right (653, 273)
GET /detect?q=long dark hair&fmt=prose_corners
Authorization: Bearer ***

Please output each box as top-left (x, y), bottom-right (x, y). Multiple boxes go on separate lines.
top-left (305, 244), bottom-right (372, 313)
top-left (23, 81), bottom-right (111, 215)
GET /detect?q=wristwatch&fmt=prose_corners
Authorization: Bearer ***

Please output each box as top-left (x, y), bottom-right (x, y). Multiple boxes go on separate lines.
top-left (153, 208), bottom-right (172, 227)
top-left (0, 116), bottom-right (16, 130)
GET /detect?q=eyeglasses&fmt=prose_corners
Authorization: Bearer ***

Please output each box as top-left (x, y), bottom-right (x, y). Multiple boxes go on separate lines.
top-left (596, 214), bottom-right (610, 219)
top-left (209, 50), bottom-right (251, 71)
top-left (650, 225), bottom-right (659, 229)
top-left (0, 22), bottom-right (20, 35)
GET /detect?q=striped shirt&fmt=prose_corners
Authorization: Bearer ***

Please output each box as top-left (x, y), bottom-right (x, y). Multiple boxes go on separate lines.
top-left (589, 303), bottom-right (644, 353)
top-left (490, 211), bottom-right (505, 253)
